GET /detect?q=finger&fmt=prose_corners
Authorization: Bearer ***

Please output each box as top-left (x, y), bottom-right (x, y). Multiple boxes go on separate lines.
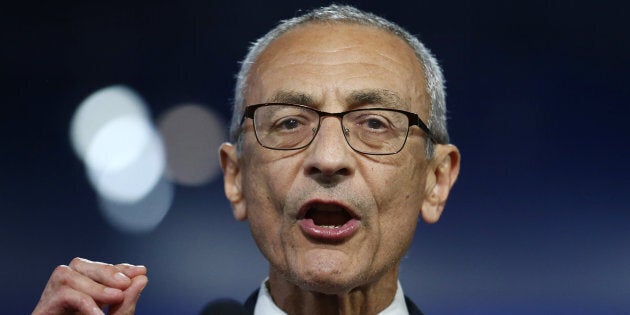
top-left (109, 274), bottom-right (149, 315)
top-left (69, 257), bottom-right (131, 290)
top-left (115, 263), bottom-right (147, 279)
top-left (33, 269), bottom-right (110, 315)
top-left (51, 286), bottom-right (106, 315)
top-left (54, 265), bottom-right (126, 304)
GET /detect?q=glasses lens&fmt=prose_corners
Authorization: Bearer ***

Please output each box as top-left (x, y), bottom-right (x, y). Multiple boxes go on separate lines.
top-left (343, 109), bottom-right (409, 154)
top-left (253, 104), bottom-right (319, 149)
top-left (250, 105), bottom-right (411, 154)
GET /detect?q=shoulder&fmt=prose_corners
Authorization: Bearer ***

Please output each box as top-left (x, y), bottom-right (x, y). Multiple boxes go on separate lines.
top-left (243, 289), bottom-right (259, 314)
top-left (404, 295), bottom-right (425, 315)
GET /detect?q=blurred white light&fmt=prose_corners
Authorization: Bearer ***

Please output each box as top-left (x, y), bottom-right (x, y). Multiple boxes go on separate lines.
top-left (99, 177), bottom-right (174, 233)
top-left (86, 115), bottom-right (166, 203)
top-left (158, 104), bottom-right (226, 186)
top-left (70, 84), bottom-right (173, 233)
top-left (70, 85), bottom-right (149, 160)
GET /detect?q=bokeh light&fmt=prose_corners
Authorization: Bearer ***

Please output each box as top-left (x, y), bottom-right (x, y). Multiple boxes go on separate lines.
top-left (70, 85), bottom-right (149, 160)
top-left (158, 104), bottom-right (226, 186)
top-left (85, 115), bottom-right (166, 203)
top-left (98, 177), bottom-right (174, 233)
top-left (70, 85), bottom-right (171, 233)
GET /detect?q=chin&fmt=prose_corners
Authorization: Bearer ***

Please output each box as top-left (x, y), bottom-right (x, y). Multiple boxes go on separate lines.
top-left (290, 267), bottom-right (365, 295)
top-left (297, 278), bottom-right (357, 295)
top-left (280, 246), bottom-right (370, 293)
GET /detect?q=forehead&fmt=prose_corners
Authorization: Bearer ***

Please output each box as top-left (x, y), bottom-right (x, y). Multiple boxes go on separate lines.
top-left (246, 22), bottom-right (428, 113)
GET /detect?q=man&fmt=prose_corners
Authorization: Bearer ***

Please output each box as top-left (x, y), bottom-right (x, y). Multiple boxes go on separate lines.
top-left (33, 5), bottom-right (460, 315)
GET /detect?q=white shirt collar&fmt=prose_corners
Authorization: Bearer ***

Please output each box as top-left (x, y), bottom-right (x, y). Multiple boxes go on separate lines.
top-left (254, 278), bottom-right (409, 315)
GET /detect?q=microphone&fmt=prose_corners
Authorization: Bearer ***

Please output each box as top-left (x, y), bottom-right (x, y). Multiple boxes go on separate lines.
top-left (200, 299), bottom-right (249, 315)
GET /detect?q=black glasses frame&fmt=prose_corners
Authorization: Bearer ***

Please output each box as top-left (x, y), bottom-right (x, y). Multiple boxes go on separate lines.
top-left (241, 103), bottom-right (437, 155)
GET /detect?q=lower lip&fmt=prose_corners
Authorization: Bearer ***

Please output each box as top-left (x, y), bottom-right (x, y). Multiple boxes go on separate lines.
top-left (298, 218), bottom-right (360, 240)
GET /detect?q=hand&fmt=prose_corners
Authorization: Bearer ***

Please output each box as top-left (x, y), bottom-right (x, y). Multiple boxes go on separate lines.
top-left (32, 257), bottom-right (148, 315)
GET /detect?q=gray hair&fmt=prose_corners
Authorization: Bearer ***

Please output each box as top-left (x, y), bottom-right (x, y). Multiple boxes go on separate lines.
top-left (230, 5), bottom-right (449, 157)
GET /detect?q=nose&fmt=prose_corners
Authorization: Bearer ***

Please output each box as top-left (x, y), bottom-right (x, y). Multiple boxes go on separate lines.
top-left (303, 116), bottom-right (354, 182)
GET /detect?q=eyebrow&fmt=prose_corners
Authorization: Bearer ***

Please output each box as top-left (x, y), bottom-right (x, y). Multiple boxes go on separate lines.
top-left (266, 88), bottom-right (407, 109)
top-left (268, 90), bottom-right (316, 106)
top-left (346, 89), bottom-right (406, 110)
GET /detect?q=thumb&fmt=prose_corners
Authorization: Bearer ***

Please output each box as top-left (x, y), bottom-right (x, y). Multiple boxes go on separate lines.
top-left (108, 275), bottom-right (148, 315)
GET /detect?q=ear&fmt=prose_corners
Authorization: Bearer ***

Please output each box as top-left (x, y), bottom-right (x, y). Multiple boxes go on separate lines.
top-left (219, 142), bottom-right (247, 221)
top-left (421, 144), bottom-right (461, 224)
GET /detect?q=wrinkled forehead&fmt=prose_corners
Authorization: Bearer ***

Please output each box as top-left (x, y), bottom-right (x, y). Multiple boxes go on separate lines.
top-left (245, 22), bottom-right (429, 114)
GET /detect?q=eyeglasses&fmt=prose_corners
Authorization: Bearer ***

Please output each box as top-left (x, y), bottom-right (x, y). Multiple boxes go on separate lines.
top-left (241, 103), bottom-right (436, 155)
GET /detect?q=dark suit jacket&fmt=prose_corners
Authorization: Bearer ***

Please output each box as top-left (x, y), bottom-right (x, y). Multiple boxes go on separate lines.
top-left (243, 289), bottom-right (424, 315)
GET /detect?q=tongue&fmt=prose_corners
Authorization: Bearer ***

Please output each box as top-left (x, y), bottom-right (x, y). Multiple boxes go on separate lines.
top-left (306, 209), bottom-right (351, 227)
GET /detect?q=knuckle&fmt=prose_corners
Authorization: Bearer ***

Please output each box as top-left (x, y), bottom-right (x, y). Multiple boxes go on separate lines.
top-left (55, 286), bottom-right (94, 312)
top-left (53, 264), bottom-right (70, 275)
top-left (50, 286), bottom-right (75, 307)
top-left (69, 257), bottom-right (85, 268)
top-left (55, 286), bottom-right (72, 298)
top-left (51, 265), bottom-right (72, 285)
top-left (105, 264), bottom-right (121, 276)
top-left (77, 293), bottom-right (95, 311)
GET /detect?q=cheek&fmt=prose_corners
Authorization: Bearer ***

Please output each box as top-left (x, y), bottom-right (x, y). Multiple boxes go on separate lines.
top-left (240, 141), bottom-right (300, 204)
top-left (362, 154), bottom-right (426, 210)
top-left (239, 144), bottom-right (304, 250)
top-left (362, 156), bottom-right (425, 254)
top-left (241, 167), bottom-right (288, 266)
top-left (374, 191), bottom-right (422, 266)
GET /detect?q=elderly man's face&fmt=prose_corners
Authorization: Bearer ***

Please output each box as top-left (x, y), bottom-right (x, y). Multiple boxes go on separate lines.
top-left (220, 23), bottom-right (456, 294)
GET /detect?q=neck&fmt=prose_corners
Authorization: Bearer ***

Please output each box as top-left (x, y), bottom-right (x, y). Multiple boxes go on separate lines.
top-left (267, 267), bottom-right (399, 315)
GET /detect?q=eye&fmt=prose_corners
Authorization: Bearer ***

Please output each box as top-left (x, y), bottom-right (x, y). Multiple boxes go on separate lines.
top-left (354, 114), bottom-right (391, 132)
top-left (365, 118), bottom-right (386, 130)
top-left (270, 116), bottom-right (310, 132)
top-left (278, 118), bottom-right (301, 130)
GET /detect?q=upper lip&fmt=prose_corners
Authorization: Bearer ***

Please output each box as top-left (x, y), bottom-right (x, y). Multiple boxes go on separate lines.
top-left (296, 199), bottom-right (360, 221)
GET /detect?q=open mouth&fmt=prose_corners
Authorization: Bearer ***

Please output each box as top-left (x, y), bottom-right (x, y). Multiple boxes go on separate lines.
top-left (304, 203), bottom-right (353, 228)
top-left (297, 201), bottom-right (360, 240)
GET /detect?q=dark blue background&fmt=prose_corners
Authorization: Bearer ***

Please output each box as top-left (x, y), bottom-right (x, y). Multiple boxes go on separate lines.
top-left (2, 1), bottom-right (628, 314)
